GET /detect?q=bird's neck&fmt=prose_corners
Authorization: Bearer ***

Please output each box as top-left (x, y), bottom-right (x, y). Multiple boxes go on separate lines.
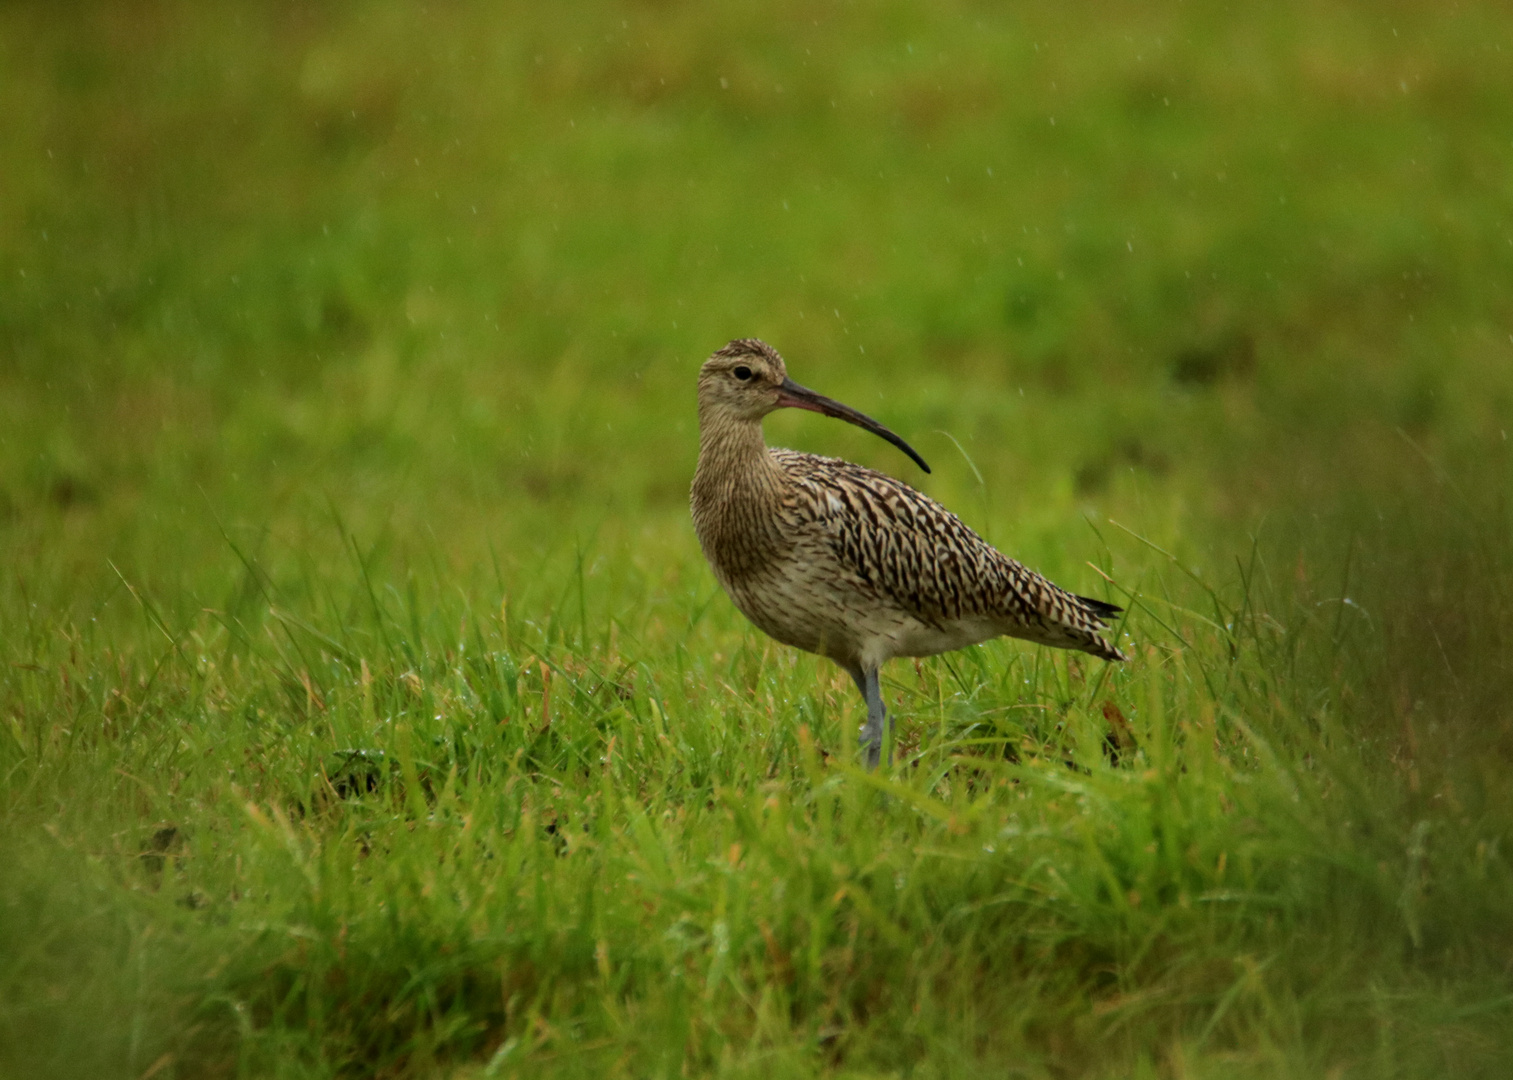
top-left (691, 410), bottom-right (793, 581)
top-left (694, 411), bottom-right (785, 498)
top-left (692, 408), bottom-right (792, 520)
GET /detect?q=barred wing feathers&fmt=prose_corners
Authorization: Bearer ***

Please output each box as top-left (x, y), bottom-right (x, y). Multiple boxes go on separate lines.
top-left (772, 450), bottom-right (1126, 661)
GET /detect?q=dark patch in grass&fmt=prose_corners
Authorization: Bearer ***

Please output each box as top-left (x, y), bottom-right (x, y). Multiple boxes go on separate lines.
top-left (329, 749), bottom-right (387, 799)
top-left (318, 290), bottom-right (367, 344)
top-left (47, 474), bottom-right (98, 510)
top-left (1076, 437), bottom-right (1171, 494)
top-left (1006, 286), bottom-right (1044, 327)
top-left (1171, 331), bottom-right (1257, 387)
top-left (1398, 371), bottom-right (1442, 434)
top-left (140, 824), bottom-right (183, 878)
top-left (1102, 700), bottom-right (1137, 765)
top-left (308, 94), bottom-right (399, 160)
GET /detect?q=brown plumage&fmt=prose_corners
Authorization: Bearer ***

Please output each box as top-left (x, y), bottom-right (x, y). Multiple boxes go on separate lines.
top-left (691, 338), bottom-right (1126, 768)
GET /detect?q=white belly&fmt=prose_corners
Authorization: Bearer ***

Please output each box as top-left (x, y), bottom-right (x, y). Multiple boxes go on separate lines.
top-left (888, 617), bottom-right (1003, 661)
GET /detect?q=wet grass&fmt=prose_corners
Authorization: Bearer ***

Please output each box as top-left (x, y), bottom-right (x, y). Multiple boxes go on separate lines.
top-left (2, 1), bottom-right (1513, 1076)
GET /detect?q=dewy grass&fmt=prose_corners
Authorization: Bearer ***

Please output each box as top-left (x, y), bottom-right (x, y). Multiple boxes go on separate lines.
top-left (4, 498), bottom-right (1511, 1078)
top-left (4, 1), bottom-right (1513, 1076)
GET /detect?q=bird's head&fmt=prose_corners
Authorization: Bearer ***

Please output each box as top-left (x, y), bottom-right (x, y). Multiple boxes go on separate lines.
top-left (697, 339), bottom-right (791, 421)
top-left (696, 338), bottom-right (930, 473)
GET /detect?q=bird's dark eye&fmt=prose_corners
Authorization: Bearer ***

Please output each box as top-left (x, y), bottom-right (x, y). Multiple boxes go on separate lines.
top-left (733, 365), bottom-right (753, 381)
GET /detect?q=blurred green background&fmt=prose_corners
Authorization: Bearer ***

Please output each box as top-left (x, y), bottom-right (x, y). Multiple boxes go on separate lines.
top-left (5, 0), bottom-right (1509, 603)
top-left (3, 1), bottom-right (1513, 1077)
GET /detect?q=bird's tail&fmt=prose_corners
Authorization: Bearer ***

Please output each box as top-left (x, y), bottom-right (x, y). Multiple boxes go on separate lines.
top-left (1075, 594), bottom-right (1124, 621)
top-left (1072, 594), bottom-right (1128, 662)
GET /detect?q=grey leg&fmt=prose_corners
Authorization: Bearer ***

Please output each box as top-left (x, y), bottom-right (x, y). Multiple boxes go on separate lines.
top-left (849, 665), bottom-right (891, 770)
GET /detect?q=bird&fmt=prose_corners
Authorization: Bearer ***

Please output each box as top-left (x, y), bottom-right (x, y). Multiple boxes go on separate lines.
top-left (690, 338), bottom-right (1127, 769)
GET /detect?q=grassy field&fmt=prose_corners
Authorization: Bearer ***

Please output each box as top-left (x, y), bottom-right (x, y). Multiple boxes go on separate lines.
top-left (3, 1), bottom-right (1513, 1076)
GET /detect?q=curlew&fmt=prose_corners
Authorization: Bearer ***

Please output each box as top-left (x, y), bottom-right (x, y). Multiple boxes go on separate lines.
top-left (690, 338), bottom-right (1127, 769)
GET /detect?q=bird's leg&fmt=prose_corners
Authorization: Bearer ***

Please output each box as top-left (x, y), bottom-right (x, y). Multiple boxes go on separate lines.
top-left (849, 665), bottom-right (890, 770)
top-left (845, 665), bottom-right (872, 760)
top-left (876, 667), bottom-right (897, 768)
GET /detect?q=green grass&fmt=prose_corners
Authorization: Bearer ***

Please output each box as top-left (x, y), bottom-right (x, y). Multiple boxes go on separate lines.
top-left (3, 1), bottom-right (1513, 1076)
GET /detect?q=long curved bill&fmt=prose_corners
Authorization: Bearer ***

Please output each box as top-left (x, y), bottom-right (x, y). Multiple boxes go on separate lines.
top-left (776, 377), bottom-right (931, 474)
